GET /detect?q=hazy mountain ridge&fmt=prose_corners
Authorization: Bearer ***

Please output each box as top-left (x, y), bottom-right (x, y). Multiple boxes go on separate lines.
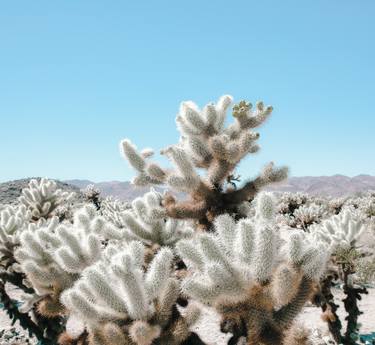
top-left (1, 175), bottom-right (373, 206)
top-left (66, 174), bottom-right (375, 200)
top-left (0, 178), bottom-right (82, 206)
top-left (265, 174), bottom-right (375, 197)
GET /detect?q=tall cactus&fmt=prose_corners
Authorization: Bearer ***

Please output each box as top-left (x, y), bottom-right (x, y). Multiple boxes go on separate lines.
top-left (3, 95), bottom-right (363, 345)
top-left (177, 193), bottom-right (330, 344)
top-left (310, 210), bottom-right (368, 344)
top-left (60, 242), bottom-right (203, 345)
top-left (120, 96), bottom-right (288, 229)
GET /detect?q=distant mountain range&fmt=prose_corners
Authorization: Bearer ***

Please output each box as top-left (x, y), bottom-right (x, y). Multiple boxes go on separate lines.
top-left (1, 175), bottom-right (374, 206)
top-left (65, 175), bottom-right (375, 200)
top-left (264, 175), bottom-right (375, 197)
top-left (0, 178), bottom-right (82, 206)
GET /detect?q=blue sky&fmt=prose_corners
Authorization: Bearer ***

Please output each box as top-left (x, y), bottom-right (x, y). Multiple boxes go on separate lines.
top-left (0, 0), bottom-right (374, 182)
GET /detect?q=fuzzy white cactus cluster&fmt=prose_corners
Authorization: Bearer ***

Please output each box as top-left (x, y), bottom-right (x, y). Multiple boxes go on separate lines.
top-left (276, 192), bottom-right (330, 230)
top-left (61, 242), bottom-right (201, 345)
top-left (359, 191), bottom-right (375, 218)
top-left (177, 193), bottom-right (328, 305)
top-left (120, 95), bottom-right (288, 227)
top-left (310, 209), bottom-right (366, 251)
top-left (14, 205), bottom-right (124, 316)
top-left (0, 205), bottom-right (31, 271)
top-left (174, 192), bottom-right (331, 345)
top-left (277, 192), bottom-right (309, 214)
top-left (328, 196), bottom-right (347, 214)
top-left (287, 203), bottom-right (328, 229)
top-left (0, 205), bottom-right (31, 253)
top-left (19, 178), bottom-right (74, 220)
top-left (120, 95), bottom-right (287, 190)
top-left (0, 179), bottom-right (204, 344)
top-left (0, 178), bottom-right (80, 278)
top-left (4, 96), bottom-right (372, 345)
top-left (100, 196), bottom-right (131, 228)
top-left (347, 191), bottom-right (375, 227)
top-left (120, 189), bottom-right (194, 246)
top-left (325, 191), bottom-right (375, 225)
top-left (83, 184), bottom-right (101, 199)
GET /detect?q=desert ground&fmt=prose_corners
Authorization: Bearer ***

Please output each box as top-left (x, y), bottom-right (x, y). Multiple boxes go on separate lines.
top-left (1, 283), bottom-right (374, 345)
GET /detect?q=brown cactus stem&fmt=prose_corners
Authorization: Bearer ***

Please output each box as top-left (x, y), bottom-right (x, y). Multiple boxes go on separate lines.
top-left (33, 307), bottom-right (65, 344)
top-left (315, 273), bottom-right (343, 344)
top-left (152, 304), bottom-right (207, 345)
top-left (181, 332), bottom-right (207, 345)
top-left (342, 264), bottom-right (368, 345)
top-left (218, 277), bottom-right (315, 345)
top-left (273, 276), bottom-right (314, 329)
top-left (164, 165), bottom-right (286, 231)
top-left (221, 316), bottom-right (247, 345)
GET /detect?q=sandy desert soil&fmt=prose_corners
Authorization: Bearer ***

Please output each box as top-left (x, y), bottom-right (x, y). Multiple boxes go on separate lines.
top-left (190, 287), bottom-right (375, 345)
top-left (1, 284), bottom-right (374, 345)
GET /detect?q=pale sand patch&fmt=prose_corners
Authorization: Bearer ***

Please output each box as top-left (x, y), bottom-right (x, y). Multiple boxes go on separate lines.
top-left (190, 287), bottom-right (375, 345)
top-left (1, 285), bottom-right (374, 345)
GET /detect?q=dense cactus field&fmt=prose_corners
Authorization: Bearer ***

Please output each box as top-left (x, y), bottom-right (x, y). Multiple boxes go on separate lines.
top-left (1, 96), bottom-right (374, 345)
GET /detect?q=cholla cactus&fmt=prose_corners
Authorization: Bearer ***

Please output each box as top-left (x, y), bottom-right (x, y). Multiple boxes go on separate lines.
top-left (311, 209), bottom-right (366, 250)
top-left (328, 197), bottom-right (347, 215)
top-left (120, 189), bottom-right (194, 248)
top-left (277, 192), bottom-right (309, 216)
top-left (360, 199), bottom-right (375, 224)
top-left (0, 212), bottom-right (69, 344)
top-left (100, 196), bottom-right (131, 229)
top-left (7, 96), bottom-right (363, 345)
top-left (120, 96), bottom-right (288, 229)
top-left (54, 204), bottom-right (75, 223)
top-left (310, 209), bottom-right (369, 345)
top-left (356, 257), bottom-right (375, 285)
top-left (83, 184), bottom-right (102, 210)
top-left (15, 217), bottom-right (75, 316)
top-left (19, 178), bottom-right (74, 221)
top-left (350, 192), bottom-right (375, 233)
top-left (0, 202), bottom-right (73, 345)
top-left (177, 192), bottom-right (329, 344)
top-left (361, 191), bottom-right (375, 217)
top-left (61, 242), bottom-right (202, 345)
top-left (0, 205), bottom-right (31, 270)
top-left (285, 203), bottom-right (328, 230)
top-left (15, 205), bottom-right (121, 317)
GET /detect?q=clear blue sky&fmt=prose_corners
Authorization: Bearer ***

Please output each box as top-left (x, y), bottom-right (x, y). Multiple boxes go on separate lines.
top-left (1, 1), bottom-right (374, 182)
